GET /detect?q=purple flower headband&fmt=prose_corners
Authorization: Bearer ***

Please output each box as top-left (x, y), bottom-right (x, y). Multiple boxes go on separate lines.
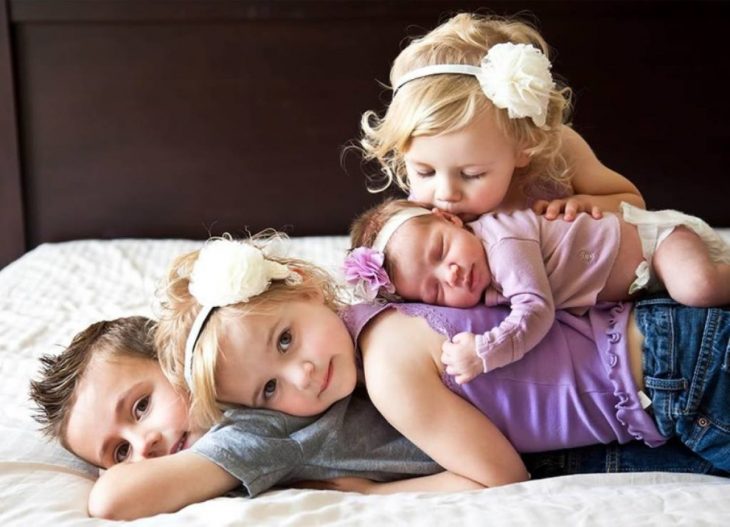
top-left (343, 247), bottom-right (395, 302)
top-left (344, 207), bottom-right (430, 301)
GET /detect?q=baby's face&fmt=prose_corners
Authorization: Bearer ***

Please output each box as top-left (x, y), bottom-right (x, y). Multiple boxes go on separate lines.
top-left (405, 109), bottom-right (528, 221)
top-left (387, 215), bottom-right (491, 308)
top-left (213, 296), bottom-right (358, 417)
top-left (65, 354), bottom-right (203, 469)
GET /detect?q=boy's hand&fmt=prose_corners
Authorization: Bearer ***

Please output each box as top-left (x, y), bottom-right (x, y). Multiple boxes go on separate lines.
top-left (532, 198), bottom-right (603, 221)
top-left (441, 332), bottom-right (482, 384)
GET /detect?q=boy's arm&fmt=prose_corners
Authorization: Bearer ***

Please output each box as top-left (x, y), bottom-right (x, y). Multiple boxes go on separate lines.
top-left (88, 451), bottom-right (238, 520)
top-left (360, 309), bottom-right (529, 489)
top-left (536, 126), bottom-right (645, 220)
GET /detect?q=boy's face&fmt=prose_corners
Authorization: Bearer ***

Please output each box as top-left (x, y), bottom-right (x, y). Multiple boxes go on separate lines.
top-left (405, 109), bottom-right (528, 221)
top-left (387, 214), bottom-right (491, 308)
top-left (65, 353), bottom-right (203, 469)
top-left (214, 297), bottom-right (358, 417)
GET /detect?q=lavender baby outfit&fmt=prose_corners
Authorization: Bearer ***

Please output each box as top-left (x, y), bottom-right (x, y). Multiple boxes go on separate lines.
top-left (467, 209), bottom-right (621, 372)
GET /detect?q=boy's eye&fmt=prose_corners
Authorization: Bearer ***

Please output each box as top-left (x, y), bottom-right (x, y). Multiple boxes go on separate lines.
top-left (113, 442), bottom-right (130, 464)
top-left (133, 396), bottom-right (150, 419)
top-left (416, 170), bottom-right (434, 177)
top-left (278, 330), bottom-right (292, 352)
top-left (263, 379), bottom-right (277, 400)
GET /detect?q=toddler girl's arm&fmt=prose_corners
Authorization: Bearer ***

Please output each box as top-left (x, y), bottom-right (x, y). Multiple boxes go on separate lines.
top-left (297, 472), bottom-right (485, 493)
top-left (360, 308), bottom-right (529, 488)
top-left (88, 451), bottom-right (238, 520)
top-left (534, 127), bottom-right (645, 220)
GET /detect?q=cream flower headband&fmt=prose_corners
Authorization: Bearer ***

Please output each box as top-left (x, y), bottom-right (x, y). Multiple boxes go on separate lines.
top-left (183, 238), bottom-right (298, 392)
top-left (393, 42), bottom-right (555, 128)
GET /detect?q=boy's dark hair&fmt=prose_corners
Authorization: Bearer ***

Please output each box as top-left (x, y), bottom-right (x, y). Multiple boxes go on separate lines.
top-left (29, 316), bottom-right (157, 445)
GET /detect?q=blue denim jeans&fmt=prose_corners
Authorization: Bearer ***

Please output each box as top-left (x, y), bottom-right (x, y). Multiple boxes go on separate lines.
top-left (634, 296), bottom-right (730, 472)
top-left (523, 296), bottom-right (730, 479)
top-left (523, 438), bottom-right (727, 479)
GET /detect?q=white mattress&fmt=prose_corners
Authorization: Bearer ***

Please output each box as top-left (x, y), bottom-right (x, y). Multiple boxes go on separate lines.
top-left (1, 235), bottom-right (729, 526)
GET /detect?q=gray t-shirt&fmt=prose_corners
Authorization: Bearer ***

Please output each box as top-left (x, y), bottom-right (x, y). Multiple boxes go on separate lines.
top-left (191, 387), bottom-right (442, 497)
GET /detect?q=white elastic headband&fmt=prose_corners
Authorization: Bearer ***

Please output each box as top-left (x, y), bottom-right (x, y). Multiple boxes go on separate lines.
top-left (183, 305), bottom-right (215, 393)
top-left (372, 207), bottom-right (431, 254)
top-left (393, 64), bottom-right (482, 94)
top-left (389, 43), bottom-right (555, 129)
top-left (180, 237), bottom-right (295, 394)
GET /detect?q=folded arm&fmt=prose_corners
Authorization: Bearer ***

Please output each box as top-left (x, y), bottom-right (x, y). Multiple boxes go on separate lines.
top-left (88, 451), bottom-right (238, 520)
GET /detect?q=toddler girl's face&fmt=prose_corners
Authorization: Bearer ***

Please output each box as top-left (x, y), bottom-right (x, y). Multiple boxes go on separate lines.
top-left (387, 214), bottom-right (491, 308)
top-left (214, 296), bottom-right (358, 417)
top-left (405, 110), bottom-right (528, 222)
top-left (65, 354), bottom-right (202, 469)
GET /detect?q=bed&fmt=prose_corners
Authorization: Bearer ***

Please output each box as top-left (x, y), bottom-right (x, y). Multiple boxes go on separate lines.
top-left (1, 1), bottom-right (730, 525)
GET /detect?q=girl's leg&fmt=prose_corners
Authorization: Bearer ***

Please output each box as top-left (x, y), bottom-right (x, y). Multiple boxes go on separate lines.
top-left (652, 227), bottom-right (730, 307)
top-left (522, 439), bottom-right (727, 478)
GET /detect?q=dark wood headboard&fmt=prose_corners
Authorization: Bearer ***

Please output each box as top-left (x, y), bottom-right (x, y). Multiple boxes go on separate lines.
top-left (2, 0), bottom-right (729, 267)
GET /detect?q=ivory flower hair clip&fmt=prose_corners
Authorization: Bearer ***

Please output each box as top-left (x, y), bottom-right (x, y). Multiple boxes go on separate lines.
top-left (393, 42), bottom-right (555, 128)
top-left (184, 238), bottom-right (298, 392)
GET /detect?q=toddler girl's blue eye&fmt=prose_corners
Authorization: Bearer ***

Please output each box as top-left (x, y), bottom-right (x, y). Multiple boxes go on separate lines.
top-left (263, 379), bottom-right (277, 399)
top-left (278, 330), bottom-right (292, 352)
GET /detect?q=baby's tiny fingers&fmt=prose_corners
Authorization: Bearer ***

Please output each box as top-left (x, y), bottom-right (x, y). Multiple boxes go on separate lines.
top-left (591, 205), bottom-right (603, 219)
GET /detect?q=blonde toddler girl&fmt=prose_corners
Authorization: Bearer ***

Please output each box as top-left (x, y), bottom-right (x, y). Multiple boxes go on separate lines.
top-left (360, 12), bottom-right (644, 221)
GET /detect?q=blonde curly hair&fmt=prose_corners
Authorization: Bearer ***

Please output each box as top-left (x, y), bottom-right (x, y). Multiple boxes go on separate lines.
top-left (155, 234), bottom-right (343, 428)
top-left (360, 12), bottom-right (572, 202)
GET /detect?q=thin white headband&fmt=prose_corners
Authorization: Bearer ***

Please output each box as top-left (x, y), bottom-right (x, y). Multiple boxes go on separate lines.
top-left (180, 237), bottom-right (294, 393)
top-left (393, 64), bottom-right (482, 94)
top-left (372, 207), bottom-right (431, 253)
top-left (183, 305), bottom-right (215, 393)
top-left (390, 43), bottom-right (555, 128)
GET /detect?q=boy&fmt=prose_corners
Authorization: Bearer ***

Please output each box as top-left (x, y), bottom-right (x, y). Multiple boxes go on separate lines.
top-left (29, 316), bottom-right (450, 520)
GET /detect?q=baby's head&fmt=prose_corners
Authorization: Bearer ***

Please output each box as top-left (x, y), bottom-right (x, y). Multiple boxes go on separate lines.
top-left (361, 13), bottom-right (571, 220)
top-left (156, 235), bottom-right (358, 428)
top-left (348, 198), bottom-right (490, 308)
top-left (29, 316), bottom-right (199, 468)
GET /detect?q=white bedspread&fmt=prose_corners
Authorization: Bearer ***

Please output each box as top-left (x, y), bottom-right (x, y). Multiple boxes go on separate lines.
top-left (1, 235), bottom-right (729, 526)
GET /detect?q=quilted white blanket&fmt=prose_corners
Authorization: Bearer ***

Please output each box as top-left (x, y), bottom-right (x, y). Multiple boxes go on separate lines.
top-left (1, 236), bottom-right (729, 526)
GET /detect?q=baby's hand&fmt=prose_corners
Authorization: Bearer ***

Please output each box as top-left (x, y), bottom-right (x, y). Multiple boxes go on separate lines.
top-left (532, 198), bottom-right (603, 221)
top-left (441, 332), bottom-right (482, 384)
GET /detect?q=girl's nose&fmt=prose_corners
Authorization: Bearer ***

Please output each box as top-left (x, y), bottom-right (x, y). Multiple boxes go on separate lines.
top-left (434, 175), bottom-right (461, 202)
top-left (290, 361), bottom-right (314, 390)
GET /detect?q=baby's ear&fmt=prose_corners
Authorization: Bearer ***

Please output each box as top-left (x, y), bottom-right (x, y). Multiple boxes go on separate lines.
top-left (431, 208), bottom-right (463, 227)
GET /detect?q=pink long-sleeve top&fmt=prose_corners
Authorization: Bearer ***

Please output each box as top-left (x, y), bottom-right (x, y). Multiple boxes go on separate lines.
top-left (469, 210), bottom-right (621, 372)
